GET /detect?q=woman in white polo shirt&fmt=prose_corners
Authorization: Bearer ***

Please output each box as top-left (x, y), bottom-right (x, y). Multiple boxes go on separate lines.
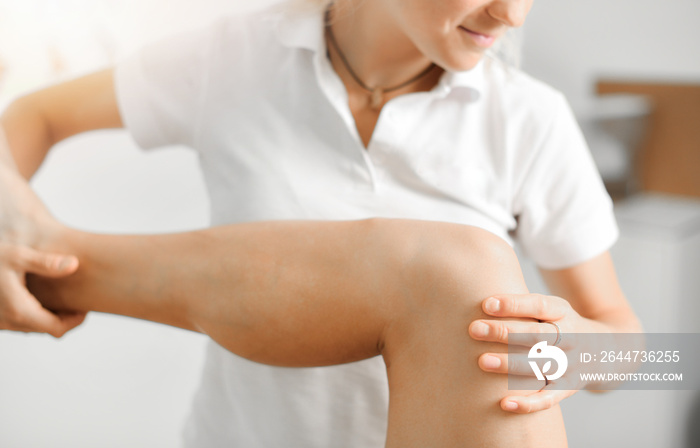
top-left (0, 0), bottom-right (641, 446)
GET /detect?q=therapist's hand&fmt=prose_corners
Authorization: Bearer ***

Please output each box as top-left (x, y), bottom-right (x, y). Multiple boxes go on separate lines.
top-left (0, 131), bottom-right (86, 336)
top-left (469, 253), bottom-right (643, 414)
top-left (468, 293), bottom-right (605, 413)
top-left (0, 243), bottom-right (85, 336)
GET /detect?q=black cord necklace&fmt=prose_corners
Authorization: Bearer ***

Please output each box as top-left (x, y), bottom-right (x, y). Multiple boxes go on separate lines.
top-left (324, 8), bottom-right (437, 110)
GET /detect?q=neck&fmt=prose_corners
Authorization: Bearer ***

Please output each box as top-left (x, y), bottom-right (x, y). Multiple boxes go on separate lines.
top-left (328, 1), bottom-right (438, 90)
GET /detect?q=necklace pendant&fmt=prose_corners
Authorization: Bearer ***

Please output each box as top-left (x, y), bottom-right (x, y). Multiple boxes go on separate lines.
top-left (370, 88), bottom-right (383, 110)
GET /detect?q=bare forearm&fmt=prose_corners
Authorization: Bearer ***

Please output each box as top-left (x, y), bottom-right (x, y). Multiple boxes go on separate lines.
top-left (1, 98), bottom-right (54, 178)
top-left (541, 256), bottom-right (642, 334)
top-left (588, 307), bottom-right (643, 333)
top-left (1, 69), bottom-right (122, 179)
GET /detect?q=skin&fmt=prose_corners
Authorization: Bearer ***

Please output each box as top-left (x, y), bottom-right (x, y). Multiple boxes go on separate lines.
top-left (328, 0), bottom-right (532, 146)
top-left (25, 209), bottom-right (568, 447)
top-left (0, 0), bottom-right (642, 444)
top-left (0, 130), bottom-right (86, 336)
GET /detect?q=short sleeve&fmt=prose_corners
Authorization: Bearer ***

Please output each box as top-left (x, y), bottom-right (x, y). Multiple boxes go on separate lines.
top-left (114, 26), bottom-right (212, 150)
top-left (512, 93), bottom-right (619, 269)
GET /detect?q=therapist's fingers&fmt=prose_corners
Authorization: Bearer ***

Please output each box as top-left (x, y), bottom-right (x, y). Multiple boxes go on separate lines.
top-left (1, 282), bottom-right (85, 337)
top-left (469, 319), bottom-right (558, 346)
top-left (8, 276), bottom-right (87, 337)
top-left (0, 245), bottom-right (84, 337)
top-left (10, 245), bottom-right (79, 278)
top-left (53, 310), bottom-right (88, 334)
top-left (482, 294), bottom-right (571, 322)
top-left (478, 352), bottom-right (536, 376)
top-left (500, 388), bottom-right (578, 414)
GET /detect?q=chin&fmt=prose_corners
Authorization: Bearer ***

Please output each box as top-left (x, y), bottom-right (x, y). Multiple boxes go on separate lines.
top-left (439, 52), bottom-right (483, 72)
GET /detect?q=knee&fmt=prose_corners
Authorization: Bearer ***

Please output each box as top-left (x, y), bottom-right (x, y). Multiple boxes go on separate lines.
top-left (403, 222), bottom-right (528, 312)
top-left (378, 221), bottom-right (529, 351)
top-left (378, 223), bottom-right (563, 447)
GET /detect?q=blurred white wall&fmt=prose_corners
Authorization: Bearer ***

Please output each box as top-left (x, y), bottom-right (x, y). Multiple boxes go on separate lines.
top-left (523, 0), bottom-right (700, 448)
top-left (522, 4), bottom-right (700, 445)
top-left (0, 0), bottom-right (281, 102)
top-left (521, 0), bottom-right (700, 116)
top-left (0, 1), bottom-right (699, 447)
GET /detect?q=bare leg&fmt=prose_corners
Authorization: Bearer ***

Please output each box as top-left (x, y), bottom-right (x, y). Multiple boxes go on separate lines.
top-left (29, 219), bottom-right (566, 447)
top-left (379, 222), bottom-right (566, 447)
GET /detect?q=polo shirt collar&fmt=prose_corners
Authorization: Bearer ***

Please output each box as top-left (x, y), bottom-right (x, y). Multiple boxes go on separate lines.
top-left (436, 62), bottom-right (484, 101)
top-left (274, 8), bottom-right (483, 101)
top-left (274, 8), bottom-right (325, 53)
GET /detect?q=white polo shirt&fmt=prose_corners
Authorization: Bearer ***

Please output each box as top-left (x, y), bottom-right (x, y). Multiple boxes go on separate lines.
top-left (116, 6), bottom-right (618, 447)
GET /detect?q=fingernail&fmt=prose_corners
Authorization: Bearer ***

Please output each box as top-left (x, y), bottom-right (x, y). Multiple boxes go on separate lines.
top-left (57, 257), bottom-right (76, 270)
top-left (471, 322), bottom-right (489, 338)
top-left (503, 401), bottom-right (518, 411)
top-left (485, 298), bottom-right (500, 313)
top-left (482, 354), bottom-right (501, 370)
